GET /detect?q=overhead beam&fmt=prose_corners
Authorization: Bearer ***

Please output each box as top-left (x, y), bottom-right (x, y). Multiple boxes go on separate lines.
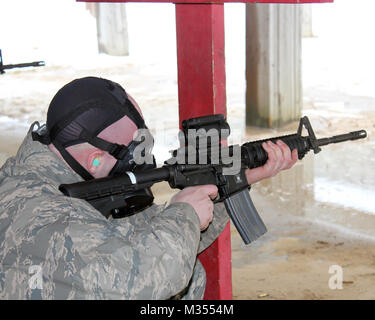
top-left (80, 0), bottom-right (332, 4)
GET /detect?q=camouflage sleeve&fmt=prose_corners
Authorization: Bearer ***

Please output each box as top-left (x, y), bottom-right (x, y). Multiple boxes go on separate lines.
top-left (69, 200), bottom-right (202, 299)
top-left (197, 202), bottom-right (229, 254)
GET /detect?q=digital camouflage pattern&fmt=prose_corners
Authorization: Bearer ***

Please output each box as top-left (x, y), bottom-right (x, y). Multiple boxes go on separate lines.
top-left (0, 123), bottom-right (229, 299)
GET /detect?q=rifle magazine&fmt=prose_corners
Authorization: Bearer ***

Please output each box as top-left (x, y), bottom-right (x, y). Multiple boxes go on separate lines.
top-left (224, 189), bottom-right (267, 245)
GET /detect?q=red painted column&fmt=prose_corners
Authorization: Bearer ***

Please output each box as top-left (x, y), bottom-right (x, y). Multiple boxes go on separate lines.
top-left (175, 4), bottom-right (232, 300)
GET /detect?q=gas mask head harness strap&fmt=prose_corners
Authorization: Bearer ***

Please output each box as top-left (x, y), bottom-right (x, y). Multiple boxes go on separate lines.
top-left (32, 77), bottom-right (156, 218)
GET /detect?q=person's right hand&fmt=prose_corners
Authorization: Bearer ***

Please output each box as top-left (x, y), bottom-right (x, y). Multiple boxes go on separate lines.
top-left (170, 185), bottom-right (218, 231)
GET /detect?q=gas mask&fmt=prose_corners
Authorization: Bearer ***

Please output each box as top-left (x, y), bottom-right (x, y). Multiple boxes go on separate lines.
top-left (103, 128), bottom-right (157, 219)
top-left (108, 128), bottom-right (156, 177)
top-left (32, 77), bottom-right (156, 219)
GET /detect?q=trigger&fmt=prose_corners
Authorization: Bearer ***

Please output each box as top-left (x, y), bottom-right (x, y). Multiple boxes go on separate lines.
top-left (212, 193), bottom-right (221, 203)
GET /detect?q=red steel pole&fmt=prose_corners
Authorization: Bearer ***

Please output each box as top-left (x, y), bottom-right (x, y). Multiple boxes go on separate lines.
top-left (175, 4), bottom-right (232, 300)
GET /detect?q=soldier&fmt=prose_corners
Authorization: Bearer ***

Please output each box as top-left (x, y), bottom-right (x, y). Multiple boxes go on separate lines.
top-left (0, 77), bottom-right (298, 299)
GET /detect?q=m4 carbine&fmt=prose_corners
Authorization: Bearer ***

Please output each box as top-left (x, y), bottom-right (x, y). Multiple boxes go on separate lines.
top-left (59, 115), bottom-right (367, 245)
top-left (0, 49), bottom-right (45, 74)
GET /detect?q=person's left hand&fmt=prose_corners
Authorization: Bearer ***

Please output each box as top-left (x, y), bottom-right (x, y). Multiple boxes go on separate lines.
top-left (245, 140), bottom-right (298, 185)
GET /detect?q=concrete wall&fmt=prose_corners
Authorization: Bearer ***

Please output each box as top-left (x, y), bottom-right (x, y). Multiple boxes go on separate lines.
top-left (95, 3), bottom-right (129, 56)
top-left (246, 4), bottom-right (302, 128)
top-left (302, 5), bottom-right (313, 38)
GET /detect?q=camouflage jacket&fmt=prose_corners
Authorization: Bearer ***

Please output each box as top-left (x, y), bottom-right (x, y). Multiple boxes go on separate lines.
top-left (0, 124), bottom-right (229, 299)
